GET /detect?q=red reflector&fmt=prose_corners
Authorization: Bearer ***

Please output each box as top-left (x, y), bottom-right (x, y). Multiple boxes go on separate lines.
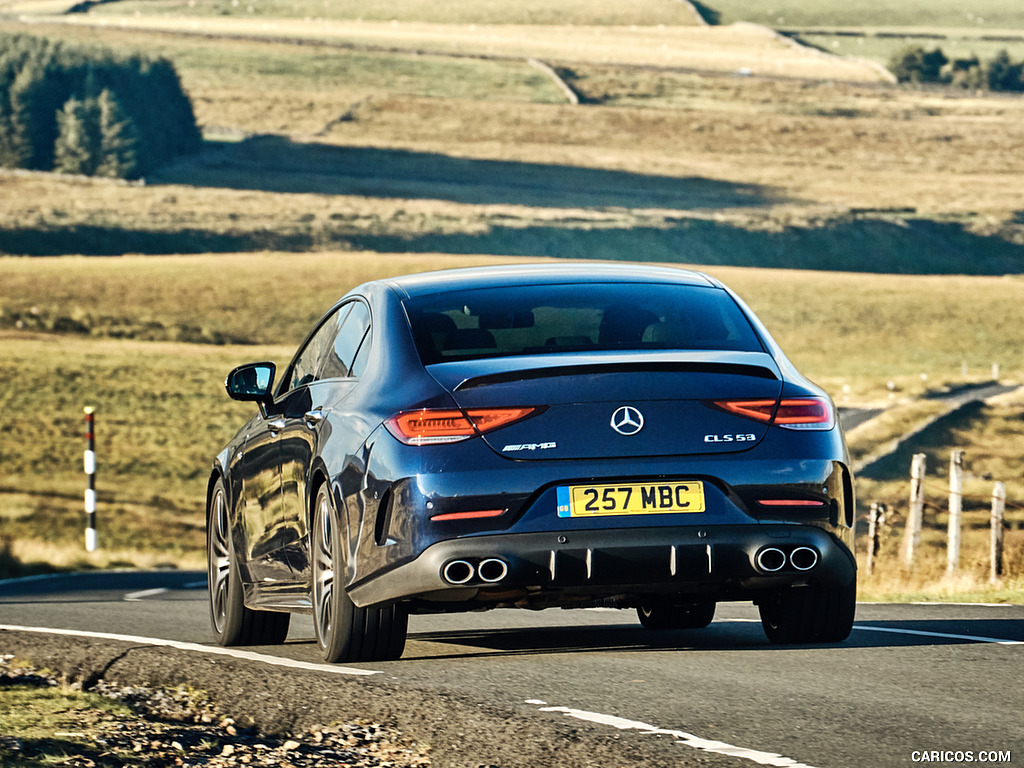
top-left (430, 509), bottom-right (505, 522)
top-left (385, 407), bottom-right (540, 445)
top-left (758, 499), bottom-right (826, 507)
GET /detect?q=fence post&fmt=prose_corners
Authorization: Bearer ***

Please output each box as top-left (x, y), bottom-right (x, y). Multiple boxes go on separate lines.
top-left (946, 449), bottom-right (965, 576)
top-left (990, 481), bottom-right (1005, 584)
top-left (867, 502), bottom-right (886, 575)
top-left (84, 406), bottom-right (98, 552)
top-left (902, 453), bottom-right (926, 568)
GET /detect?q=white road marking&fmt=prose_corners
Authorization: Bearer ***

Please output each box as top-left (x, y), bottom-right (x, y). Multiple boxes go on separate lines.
top-left (721, 618), bottom-right (1023, 645)
top-left (124, 588), bottom-right (168, 602)
top-left (853, 625), bottom-right (1023, 646)
top-left (0, 625), bottom-right (380, 676)
top-left (529, 701), bottom-right (819, 768)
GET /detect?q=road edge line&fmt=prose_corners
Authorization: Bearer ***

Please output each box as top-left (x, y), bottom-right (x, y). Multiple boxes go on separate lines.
top-left (0, 624), bottom-right (380, 675)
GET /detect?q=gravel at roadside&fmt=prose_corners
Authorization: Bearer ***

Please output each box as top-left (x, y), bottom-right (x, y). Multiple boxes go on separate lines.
top-left (0, 654), bottom-right (432, 767)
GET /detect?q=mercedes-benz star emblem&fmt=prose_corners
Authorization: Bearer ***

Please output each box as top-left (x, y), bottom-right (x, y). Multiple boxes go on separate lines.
top-left (610, 405), bottom-right (644, 436)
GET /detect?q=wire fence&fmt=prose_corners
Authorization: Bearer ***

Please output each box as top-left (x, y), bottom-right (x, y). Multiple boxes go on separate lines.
top-left (865, 451), bottom-right (1020, 584)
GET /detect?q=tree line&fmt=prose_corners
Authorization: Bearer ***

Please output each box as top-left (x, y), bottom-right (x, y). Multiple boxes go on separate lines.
top-left (0, 32), bottom-right (201, 179)
top-left (890, 45), bottom-right (1024, 91)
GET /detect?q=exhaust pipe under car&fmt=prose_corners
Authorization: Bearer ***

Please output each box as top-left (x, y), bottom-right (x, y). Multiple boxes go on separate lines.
top-left (477, 558), bottom-right (509, 583)
top-left (442, 559), bottom-right (475, 585)
top-left (756, 547), bottom-right (787, 573)
top-left (789, 546), bottom-right (819, 571)
top-left (440, 557), bottom-right (509, 585)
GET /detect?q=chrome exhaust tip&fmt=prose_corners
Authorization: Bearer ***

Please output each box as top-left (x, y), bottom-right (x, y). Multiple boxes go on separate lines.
top-left (442, 559), bottom-right (475, 585)
top-left (789, 546), bottom-right (819, 572)
top-left (477, 558), bottom-right (508, 583)
top-left (756, 547), bottom-right (787, 573)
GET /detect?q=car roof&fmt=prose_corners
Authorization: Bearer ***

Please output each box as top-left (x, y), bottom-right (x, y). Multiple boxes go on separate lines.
top-left (380, 263), bottom-right (720, 298)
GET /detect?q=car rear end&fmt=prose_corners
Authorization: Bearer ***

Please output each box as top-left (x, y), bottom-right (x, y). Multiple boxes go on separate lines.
top-left (349, 268), bottom-right (856, 625)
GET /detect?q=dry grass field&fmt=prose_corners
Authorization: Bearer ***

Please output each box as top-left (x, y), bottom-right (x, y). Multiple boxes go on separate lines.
top-left (47, 14), bottom-right (889, 81)
top-left (1, 253), bottom-right (1022, 597)
top-left (1, 1), bottom-right (1023, 599)
top-left (3, 16), bottom-right (1024, 272)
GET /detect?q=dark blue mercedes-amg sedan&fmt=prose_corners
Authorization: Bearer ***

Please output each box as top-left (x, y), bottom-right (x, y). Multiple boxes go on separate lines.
top-left (207, 263), bottom-right (856, 662)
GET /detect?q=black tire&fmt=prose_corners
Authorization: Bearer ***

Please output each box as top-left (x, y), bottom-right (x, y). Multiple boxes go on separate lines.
top-left (637, 600), bottom-right (716, 630)
top-left (207, 477), bottom-right (290, 646)
top-left (758, 580), bottom-right (856, 645)
top-left (311, 482), bottom-right (407, 663)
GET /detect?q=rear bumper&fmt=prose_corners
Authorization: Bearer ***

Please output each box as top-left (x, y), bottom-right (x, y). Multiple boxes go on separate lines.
top-left (348, 523), bottom-right (856, 609)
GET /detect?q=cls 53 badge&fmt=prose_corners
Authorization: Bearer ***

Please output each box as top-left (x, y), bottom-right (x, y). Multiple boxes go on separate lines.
top-left (704, 433), bottom-right (757, 443)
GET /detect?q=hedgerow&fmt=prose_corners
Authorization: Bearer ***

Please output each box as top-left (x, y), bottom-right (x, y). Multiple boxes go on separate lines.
top-left (890, 45), bottom-right (1024, 91)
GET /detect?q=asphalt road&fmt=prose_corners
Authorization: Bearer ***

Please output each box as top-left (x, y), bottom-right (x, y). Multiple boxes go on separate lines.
top-left (2, 570), bottom-right (1022, 768)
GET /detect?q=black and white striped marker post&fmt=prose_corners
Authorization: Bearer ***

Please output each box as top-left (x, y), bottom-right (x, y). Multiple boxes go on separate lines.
top-left (84, 406), bottom-right (98, 552)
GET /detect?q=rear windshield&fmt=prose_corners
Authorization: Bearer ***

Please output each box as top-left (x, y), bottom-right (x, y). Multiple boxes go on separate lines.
top-left (403, 283), bottom-right (765, 364)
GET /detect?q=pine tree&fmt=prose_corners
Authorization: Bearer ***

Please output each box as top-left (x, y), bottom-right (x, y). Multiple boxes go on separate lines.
top-left (7, 64), bottom-right (48, 169)
top-left (0, 98), bottom-right (22, 168)
top-left (987, 50), bottom-right (1024, 92)
top-left (53, 96), bottom-right (100, 176)
top-left (95, 88), bottom-right (139, 178)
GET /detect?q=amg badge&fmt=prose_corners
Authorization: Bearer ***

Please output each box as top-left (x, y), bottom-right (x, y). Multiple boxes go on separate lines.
top-left (503, 442), bottom-right (557, 452)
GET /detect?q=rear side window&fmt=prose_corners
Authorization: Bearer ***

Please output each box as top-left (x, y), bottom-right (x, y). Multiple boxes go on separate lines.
top-left (403, 283), bottom-right (764, 364)
top-left (321, 301), bottom-right (370, 380)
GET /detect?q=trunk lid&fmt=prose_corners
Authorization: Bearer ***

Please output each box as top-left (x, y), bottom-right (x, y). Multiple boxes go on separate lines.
top-left (427, 352), bottom-right (784, 460)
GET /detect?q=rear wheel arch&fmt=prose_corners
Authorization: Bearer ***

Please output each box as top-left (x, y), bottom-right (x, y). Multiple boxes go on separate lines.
top-left (311, 481), bottom-right (408, 662)
top-left (206, 469), bottom-right (224, 522)
top-left (307, 465), bottom-right (345, 568)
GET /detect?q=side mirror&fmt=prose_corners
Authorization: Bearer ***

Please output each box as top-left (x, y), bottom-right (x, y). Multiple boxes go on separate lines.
top-left (225, 362), bottom-right (276, 405)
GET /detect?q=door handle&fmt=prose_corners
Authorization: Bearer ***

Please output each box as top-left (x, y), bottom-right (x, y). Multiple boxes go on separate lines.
top-left (304, 410), bottom-right (324, 429)
top-left (268, 418), bottom-right (286, 433)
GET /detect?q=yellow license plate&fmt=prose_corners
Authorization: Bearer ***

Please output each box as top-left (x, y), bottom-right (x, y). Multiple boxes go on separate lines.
top-left (557, 481), bottom-right (705, 518)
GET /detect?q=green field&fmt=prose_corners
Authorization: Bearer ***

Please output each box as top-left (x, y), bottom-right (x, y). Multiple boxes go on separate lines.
top-left (701, 0), bottom-right (1024, 68)
top-left (64, 0), bottom-right (1024, 30)
top-left (83, 0), bottom-right (703, 25)
top-left (704, 0), bottom-right (1024, 29)
top-left (797, 32), bottom-right (1024, 68)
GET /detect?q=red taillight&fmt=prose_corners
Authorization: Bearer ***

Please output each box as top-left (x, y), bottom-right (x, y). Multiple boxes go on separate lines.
top-left (385, 407), bottom-right (540, 446)
top-left (711, 397), bottom-right (834, 430)
top-left (773, 398), bottom-right (835, 430)
top-left (711, 399), bottom-right (776, 423)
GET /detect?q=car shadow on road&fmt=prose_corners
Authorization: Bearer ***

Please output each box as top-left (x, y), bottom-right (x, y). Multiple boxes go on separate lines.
top-left (398, 618), bottom-right (1024, 660)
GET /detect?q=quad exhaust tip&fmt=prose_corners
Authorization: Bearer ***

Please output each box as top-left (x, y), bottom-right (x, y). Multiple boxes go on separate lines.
top-left (442, 559), bottom-right (475, 585)
top-left (478, 558), bottom-right (509, 583)
top-left (441, 557), bottom-right (509, 585)
top-left (789, 546), bottom-right (819, 571)
top-left (756, 547), bottom-right (787, 572)
top-left (755, 546), bottom-right (819, 573)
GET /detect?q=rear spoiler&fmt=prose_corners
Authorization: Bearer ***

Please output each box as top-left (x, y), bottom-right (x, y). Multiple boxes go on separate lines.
top-left (454, 361), bottom-right (779, 391)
